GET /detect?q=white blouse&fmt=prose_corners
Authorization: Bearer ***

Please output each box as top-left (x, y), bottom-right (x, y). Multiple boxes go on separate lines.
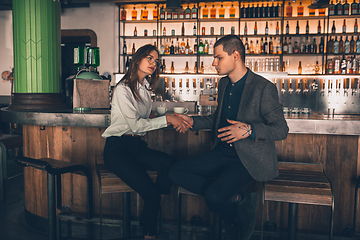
top-left (102, 79), bottom-right (167, 138)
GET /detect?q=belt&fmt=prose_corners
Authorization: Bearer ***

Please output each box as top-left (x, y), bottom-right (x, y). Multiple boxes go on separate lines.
top-left (123, 134), bottom-right (142, 138)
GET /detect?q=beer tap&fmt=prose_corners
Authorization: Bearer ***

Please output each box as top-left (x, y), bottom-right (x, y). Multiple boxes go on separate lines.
top-left (200, 78), bottom-right (204, 94)
top-left (281, 79), bottom-right (286, 94)
top-left (288, 79), bottom-right (293, 94)
top-left (170, 78), bottom-right (176, 101)
top-left (319, 79), bottom-right (325, 96)
top-left (351, 78), bottom-right (358, 96)
top-left (215, 78), bottom-right (218, 93)
top-left (328, 79), bottom-right (333, 96)
top-left (303, 78), bottom-right (309, 93)
top-left (310, 79), bottom-right (318, 92)
top-left (164, 77), bottom-right (169, 95)
top-left (193, 78), bottom-right (197, 95)
top-left (344, 78), bottom-right (349, 96)
top-left (179, 78), bottom-right (183, 95)
top-left (296, 79), bottom-right (302, 94)
top-left (186, 78), bottom-right (190, 94)
top-left (336, 79), bottom-right (341, 96)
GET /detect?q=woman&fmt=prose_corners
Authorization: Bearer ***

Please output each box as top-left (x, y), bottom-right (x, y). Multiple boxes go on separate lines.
top-left (102, 44), bottom-right (186, 239)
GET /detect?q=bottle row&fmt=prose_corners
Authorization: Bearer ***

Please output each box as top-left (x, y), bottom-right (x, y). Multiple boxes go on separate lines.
top-left (158, 38), bottom-right (214, 55)
top-left (327, 35), bottom-right (360, 54)
top-left (328, 0), bottom-right (360, 16)
top-left (327, 55), bottom-right (360, 74)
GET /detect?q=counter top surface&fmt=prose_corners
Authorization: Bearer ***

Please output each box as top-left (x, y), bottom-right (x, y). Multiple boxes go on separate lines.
top-left (1, 107), bottom-right (360, 135)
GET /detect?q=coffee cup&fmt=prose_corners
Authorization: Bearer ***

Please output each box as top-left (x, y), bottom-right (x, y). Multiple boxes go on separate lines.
top-left (173, 107), bottom-right (189, 114)
top-left (156, 106), bottom-right (167, 116)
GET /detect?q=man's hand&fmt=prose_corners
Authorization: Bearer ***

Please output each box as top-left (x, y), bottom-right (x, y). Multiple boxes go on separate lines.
top-left (217, 119), bottom-right (252, 143)
top-left (166, 115), bottom-right (192, 133)
top-left (174, 113), bottom-right (194, 133)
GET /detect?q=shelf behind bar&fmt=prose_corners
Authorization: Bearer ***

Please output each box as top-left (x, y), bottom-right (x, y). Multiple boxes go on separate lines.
top-left (282, 34), bottom-right (326, 37)
top-left (284, 15), bottom-right (327, 20)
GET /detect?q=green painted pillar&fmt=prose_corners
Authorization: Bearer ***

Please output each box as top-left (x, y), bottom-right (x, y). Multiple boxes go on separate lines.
top-left (10, 0), bottom-right (66, 110)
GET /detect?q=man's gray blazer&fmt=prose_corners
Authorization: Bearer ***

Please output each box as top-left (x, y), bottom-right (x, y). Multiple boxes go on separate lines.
top-left (192, 70), bottom-right (289, 182)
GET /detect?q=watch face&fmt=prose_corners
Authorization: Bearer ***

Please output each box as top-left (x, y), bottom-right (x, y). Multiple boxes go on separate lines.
top-left (1, 71), bottom-right (10, 80)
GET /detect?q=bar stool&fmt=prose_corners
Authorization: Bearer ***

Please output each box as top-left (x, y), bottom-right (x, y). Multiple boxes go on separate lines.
top-left (95, 157), bottom-right (159, 240)
top-left (0, 133), bottom-right (23, 203)
top-left (353, 176), bottom-right (360, 236)
top-left (15, 156), bottom-right (93, 240)
top-left (261, 162), bottom-right (334, 240)
top-left (177, 186), bottom-right (222, 240)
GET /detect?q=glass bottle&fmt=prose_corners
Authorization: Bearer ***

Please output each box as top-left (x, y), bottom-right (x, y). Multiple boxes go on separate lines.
top-left (230, 4), bottom-right (236, 18)
top-left (306, 20), bottom-right (309, 34)
top-left (343, 19), bottom-right (347, 33)
top-left (319, 37), bottom-right (325, 53)
top-left (192, 4), bottom-right (198, 19)
top-left (283, 37), bottom-right (288, 54)
top-left (193, 23), bottom-right (196, 36)
top-left (134, 27), bottom-right (137, 36)
top-left (198, 39), bottom-right (204, 54)
top-left (132, 43), bottom-right (136, 54)
top-left (163, 27), bottom-right (166, 36)
top-left (344, 0), bottom-right (350, 14)
top-left (209, 40), bottom-right (214, 54)
top-left (345, 36), bottom-right (350, 53)
top-left (250, 40), bottom-right (254, 54)
top-left (125, 56), bottom-right (130, 72)
top-left (153, 6), bottom-right (158, 20)
top-left (319, 8), bottom-right (326, 16)
top-left (286, 2), bottom-right (293, 17)
top-left (143, 6), bottom-right (148, 20)
top-left (160, 5), bottom-right (165, 20)
top-left (170, 41), bottom-right (174, 54)
top-left (296, 21), bottom-right (300, 34)
top-left (297, 2), bottom-right (304, 16)
top-left (286, 21), bottom-right (290, 34)
top-left (245, 38), bottom-right (250, 54)
top-left (254, 22), bottom-right (258, 35)
top-left (179, 8), bottom-right (184, 19)
top-left (219, 4), bottom-right (225, 18)
top-left (288, 37), bottom-right (293, 53)
top-left (355, 19), bottom-right (358, 32)
top-left (356, 36), bottom-right (360, 53)
top-left (184, 61), bottom-right (189, 73)
top-left (175, 38), bottom-right (180, 54)
top-left (276, 22), bottom-right (279, 35)
top-left (123, 40), bottom-right (127, 54)
top-left (181, 22), bottom-right (185, 36)
top-left (121, 7), bottom-right (126, 20)
top-left (309, 7), bottom-right (315, 16)
top-left (333, 36), bottom-right (339, 53)
top-left (332, 21), bottom-right (336, 33)
top-left (298, 61), bottom-right (302, 74)
top-left (337, 0), bottom-right (343, 15)
top-left (244, 22), bottom-right (248, 35)
top-left (203, 4), bottom-right (209, 18)
top-left (318, 20), bottom-right (322, 34)
top-left (173, 11), bottom-right (178, 20)
top-left (180, 38), bottom-right (186, 54)
top-left (185, 5), bottom-right (191, 19)
top-left (264, 37), bottom-right (268, 54)
top-left (329, 1), bottom-right (336, 15)
top-left (315, 61), bottom-right (320, 74)
top-left (193, 39), bottom-right (198, 54)
top-left (265, 22), bottom-right (269, 35)
top-left (167, 11), bottom-right (172, 20)
top-left (193, 61), bottom-right (197, 73)
top-left (132, 7), bottom-right (137, 20)
top-left (210, 5), bottom-right (216, 18)
top-left (200, 61), bottom-right (204, 73)
top-left (185, 39), bottom-right (190, 54)
top-left (171, 61), bottom-right (175, 73)
top-left (352, 0), bottom-right (359, 15)
top-left (339, 36), bottom-right (344, 53)
top-left (350, 36), bottom-right (355, 52)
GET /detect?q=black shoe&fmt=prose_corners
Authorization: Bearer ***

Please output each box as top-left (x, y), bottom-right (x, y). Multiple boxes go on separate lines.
top-left (236, 192), bottom-right (260, 240)
top-left (223, 223), bottom-right (239, 240)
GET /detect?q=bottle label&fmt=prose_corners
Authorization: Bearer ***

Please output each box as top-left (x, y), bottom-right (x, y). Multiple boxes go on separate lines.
top-left (179, 13), bottom-right (184, 19)
top-left (173, 13), bottom-right (178, 19)
top-left (186, 12), bottom-right (191, 19)
top-left (199, 46), bottom-right (204, 53)
top-left (357, 42), bottom-right (360, 53)
top-left (355, 27), bottom-right (358, 33)
top-left (160, 12), bottom-right (165, 19)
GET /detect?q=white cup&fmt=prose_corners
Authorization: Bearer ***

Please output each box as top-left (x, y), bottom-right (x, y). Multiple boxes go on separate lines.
top-left (173, 107), bottom-right (189, 114)
top-left (156, 106), bottom-right (167, 116)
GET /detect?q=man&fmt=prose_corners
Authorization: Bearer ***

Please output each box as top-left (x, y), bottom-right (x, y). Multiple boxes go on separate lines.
top-left (169, 35), bottom-right (289, 240)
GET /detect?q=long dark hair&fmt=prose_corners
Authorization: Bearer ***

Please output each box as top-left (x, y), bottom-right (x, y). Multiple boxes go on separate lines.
top-left (116, 44), bottom-right (160, 102)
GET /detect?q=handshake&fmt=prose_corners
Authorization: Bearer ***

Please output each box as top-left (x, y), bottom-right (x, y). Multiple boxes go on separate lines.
top-left (166, 114), bottom-right (194, 133)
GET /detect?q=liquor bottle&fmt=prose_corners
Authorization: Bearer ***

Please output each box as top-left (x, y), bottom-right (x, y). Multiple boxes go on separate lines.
top-left (276, 22), bottom-right (279, 35)
top-left (276, 2), bottom-right (281, 17)
top-left (334, 36), bottom-right (339, 53)
top-left (167, 11), bottom-right (172, 20)
top-left (258, 4), bottom-right (263, 18)
top-left (337, 0), bottom-right (343, 15)
top-left (263, 3), bottom-right (268, 18)
top-left (319, 8), bottom-right (326, 16)
top-left (160, 5), bottom-right (165, 20)
top-left (171, 61), bottom-right (175, 73)
top-left (286, 21), bottom-right (290, 34)
top-left (332, 21), bottom-right (336, 33)
top-left (327, 37), bottom-right (334, 53)
top-left (170, 41), bottom-right (175, 54)
top-left (355, 19), bottom-right (358, 32)
top-left (249, 4), bottom-right (254, 18)
top-left (356, 35), bottom-right (360, 53)
top-left (193, 61), bottom-right (197, 73)
top-left (121, 7), bottom-right (126, 20)
top-left (193, 23), bottom-right (196, 36)
top-left (203, 4), bottom-right (209, 18)
top-left (343, 19), bottom-right (347, 33)
top-left (200, 61), bottom-right (204, 73)
top-left (210, 5), bottom-right (216, 18)
top-left (153, 6), bottom-right (158, 20)
top-left (164, 39), bottom-right (170, 54)
top-left (296, 21), bottom-right (300, 34)
top-left (318, 20), bottom-right (322, 34)
top-left (263, 37), bottom-right (268, 54)
top-left (254, 4), bottom-right (259, 18)
top-left (210, 27), bottom-right (214, 35)
top-left (300, 37), bottom-right (305, 53)
top-left (163, 27), bottom-right (166, 36)
top-left (209, 40), bottom-right (214, 55)
top-left (173, 11), bottom-right (178, 20)
top-left (143, 6), bottom-right (148, 20)
top-left (249, 40), bottom-right (254, 54)
top-left (309, 7), bottom-right (315, 16)
top-left (350, 36), bottom-right (355, 52)
top-left (271, 2), bottom-right (276, 17)
top-left (219, 4), bottom-right (225, 18)
top-left (175, 38), bottom-right (180, 54)
top-left (351, 0), bottom-right (359, 15)
top-left (315, 61), bottom-right (320, 74)
top-left (244, 22), bottom-right (248, 35)
top-left (306, 20), bottom-right (309, 34)
top-left (283, 37), bottom-right (288, 53)
top-left (341, 55), bottom-right (347, 74)
top-left (347, 56), bottom-right (352, 74)
top-left (288, 37), bottom-right (293, 53)
top-left (254, 22), bottom-right (258, 35)
top-left (339, 36), bottom-right (344, 53)
top-left (132, 7), bottom-right (137, 20)
top-left (255, 40), bottom-right (260, 54)
top-left (329, 1), bottom-right (336, 15)
top-left (312, 38), bottom-right (318, 53)
top-left (125, 56), bottom-right (130, 72)
top-left (286, 2), bottom-right (293, 17)
top-left (179, 8), bottom-right (184, 19)
top-left (303, 37), bottom-right (309, 53)
top-left (134, 27), bottom-right (137, 36)
top-left (228, 4), bottom-right (235, 18)
top-left (245, 38), bottom-right (250, 54)
top-left (297, 2), bottom-right (304, 16)
top-left (123, 40), bottom-right (127, 54)
top-left (344, 0), bottom-right (350, 14)
top-left (260, 37), bottom-right (264, 54)
top-left (277, 37), bottom-right (282, 54)
top-left (192, 5), bottom-right (198, 19)
top-left (185, 5), bottom-right (191, 19)
top-left (272, 37), bottom-right (276, 54)
top-left (194, 39), bottom-right (198, 54)
top-left (180, 38), bottom-right (186, 54)
top-left (352, 57), bottom-right (358, 73)
top-left (185, 39), bottom-right (190, 54)
top-left (298, 61), bottom-right (302, 74)
top-left (265, 22), bottom-right (269, 35)
top-left (198, 39), bottom-right (204, 54)
top-left (345, 36), bottom-right (350, 53)
top-left (181, 22), bottom-right (185, 36)
top-left (293, 41), bottom-right (299, 53)
top-left (319, 37), bottom-right (325, 53)
top-left (132, 43), bottom-right (136, 54)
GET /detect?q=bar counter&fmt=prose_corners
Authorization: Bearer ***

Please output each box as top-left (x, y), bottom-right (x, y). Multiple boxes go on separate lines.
top-left (1, 107), bottom-right (360, 236)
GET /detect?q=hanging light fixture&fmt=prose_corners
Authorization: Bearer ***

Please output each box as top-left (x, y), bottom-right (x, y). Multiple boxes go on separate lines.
top-left (309, 0), bottom-right (330, 9)
top-left (165, 0), bottom-right (184, 12)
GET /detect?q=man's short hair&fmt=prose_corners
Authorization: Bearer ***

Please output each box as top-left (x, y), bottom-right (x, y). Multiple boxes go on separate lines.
top-left (214, 35), bottom-right (245, 63)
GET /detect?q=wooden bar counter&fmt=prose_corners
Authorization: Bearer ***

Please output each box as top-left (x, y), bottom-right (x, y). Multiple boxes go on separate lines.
top-left (1, 107), bottom-right (360, 236)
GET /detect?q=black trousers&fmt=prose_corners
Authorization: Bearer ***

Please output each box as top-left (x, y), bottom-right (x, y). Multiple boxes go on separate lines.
top-left (103, 136), bottom-right (175, 236)
top-left (169, 144), bottom-right (254, 225)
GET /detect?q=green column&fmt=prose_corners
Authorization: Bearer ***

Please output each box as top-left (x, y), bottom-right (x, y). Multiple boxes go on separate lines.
top-left (12, 0), bottom-right (61, 93)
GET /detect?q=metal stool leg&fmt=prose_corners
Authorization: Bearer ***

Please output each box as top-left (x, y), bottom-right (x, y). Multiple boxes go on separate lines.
top-left (287, 203), bottom-right (298, 240)
top-left (48, 172), bottom-right (57, 240)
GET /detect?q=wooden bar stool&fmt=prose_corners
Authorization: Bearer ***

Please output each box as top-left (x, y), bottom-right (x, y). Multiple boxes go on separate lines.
top-left (261, 162), bottom-right (334, 240)
top-left (177, 187), bottom-right (222, 240)
top-left (0, 133), bottom-right (23, 203)
top-left (95, 157), bottom-right (159, 240)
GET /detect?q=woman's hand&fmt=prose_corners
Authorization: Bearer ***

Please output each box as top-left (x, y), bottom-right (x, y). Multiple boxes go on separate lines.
top-left (149, 111), bottom-right (156, 119)
top-left (166, 115), bottom-right (192, 133)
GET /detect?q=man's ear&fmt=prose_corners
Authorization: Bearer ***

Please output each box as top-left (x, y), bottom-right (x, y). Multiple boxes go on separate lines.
top-left (233, 51), bottom-right (241, 60)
